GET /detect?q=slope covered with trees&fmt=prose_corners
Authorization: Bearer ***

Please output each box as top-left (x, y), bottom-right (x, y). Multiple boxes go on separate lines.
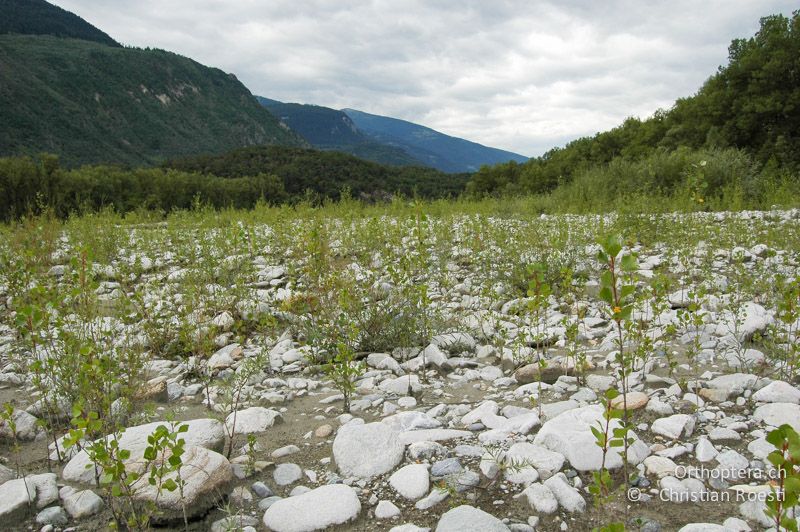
top-left (467, 11), bottom-right (800, 206)
top-left (0, 0), bottom-right (119, 46)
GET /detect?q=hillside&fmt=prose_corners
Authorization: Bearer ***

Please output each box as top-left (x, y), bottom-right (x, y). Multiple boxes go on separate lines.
top-left (0, 0), bottom-right (119, 46)
top-left (468, 11), bottom-right (800, 202)
top-left (260, 101), bottom-right (421, 167)
top-left (0, 34), bottom-right (303, 166)
top-left (164, 145), bottom-right (469, 200)
top-left (344, 108), bottom-right (529, 173)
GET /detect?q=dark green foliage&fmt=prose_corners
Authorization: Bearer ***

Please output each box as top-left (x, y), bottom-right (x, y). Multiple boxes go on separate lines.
top-left (165, 145), bottom-right (469, 201)
top-left (0, 154), bottom-right (287, 220)
top-left (468, 11), bottom-right (800, 199)
top-left (261, 101), bottom-right (421, 166)
top-left (343, 108), bottom-right (529, 173)
top-left (0, 35), bottom-right (303, 167)
top-left (0, 0), bottom-right (119, 46)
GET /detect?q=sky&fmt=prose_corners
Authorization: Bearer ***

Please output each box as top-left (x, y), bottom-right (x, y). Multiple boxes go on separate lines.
top-left (53, 1), bottom-right (797, 157)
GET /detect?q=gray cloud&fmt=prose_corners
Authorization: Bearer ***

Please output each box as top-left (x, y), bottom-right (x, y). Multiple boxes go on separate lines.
top-left (53, 0), bottom-right (797, 156)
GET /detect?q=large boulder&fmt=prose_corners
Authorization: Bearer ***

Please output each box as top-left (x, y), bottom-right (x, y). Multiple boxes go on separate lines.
top-left (753, 403), bottom-right (800, 432)
top-left (532, 405), bottom-right (649, 471)
top-left (752, 381), bottom-right (800, 404)
top-left (0, 477), bottom-right (36, 523)
top-left (63, 418), bottom-right (225, 484)
top-left (225, 407), bottom-right (282, 435)
top-left (333, 422), bottom-right (404, 478)
top-left (263, 484), bottom-right (361, 532)
top-left (132, 446), bottom-right (234, 522)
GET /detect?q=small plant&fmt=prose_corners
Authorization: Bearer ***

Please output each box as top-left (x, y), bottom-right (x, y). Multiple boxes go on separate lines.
top-left (764, 424), bottom-right (800, 531)
top-left (145, 421), bottom-right (190, 530)
top-left (323, 338), bottom-right (366, 413)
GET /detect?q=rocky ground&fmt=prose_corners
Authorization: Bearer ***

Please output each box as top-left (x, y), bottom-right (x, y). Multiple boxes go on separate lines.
top-left (0, 208), bottom-right (798, 531)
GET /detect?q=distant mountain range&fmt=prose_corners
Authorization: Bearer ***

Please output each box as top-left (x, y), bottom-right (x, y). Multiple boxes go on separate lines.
top-left (0, 0), bottom-right (527, 174)
top-left (259, 98), bottom-right (528, 172)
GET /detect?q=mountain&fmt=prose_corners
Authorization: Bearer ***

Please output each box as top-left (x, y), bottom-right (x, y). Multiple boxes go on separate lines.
top-left (0, 0), bottom-right (119, 46)
top-left (344, 109), bottom-right (529, 173)
top-left (258, 98), bottom-right (528, 173)
top-left (164, 145), bottom-right (470, 200)
top-left (259, 101), bottom-right (421, 167)
top-left (0, 2), bottom-right (302, 167)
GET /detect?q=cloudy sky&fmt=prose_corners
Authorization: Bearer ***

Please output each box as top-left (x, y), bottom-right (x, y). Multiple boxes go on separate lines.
top-left (53, 1), bottom-right (797, 156)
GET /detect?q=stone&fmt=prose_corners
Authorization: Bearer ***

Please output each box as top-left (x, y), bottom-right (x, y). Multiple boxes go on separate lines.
top-left (63, 418), bottom-right (225, 484)
top-left (389, 463), bottom-right (430, 500)
top-left (695, 437), bottom-right (718, 462)
top-left (375, 500), bottom-right (401, 519)
top-left (708, 427), bottom-right (741, 443)
top-left (390, 525), bottom-right (430, 532)
top-left (315, 424), bottom-right (333, 438)
top-left (262, 484), bottom-right (361, 532)
top-left (706, 373), bottom-right (757, 397)
top-left (208, 343), bottom-right (243, 369)
top-left (271, 444), bottom-right (300, 458)
top-left (63, 489), bottom-right (103, 519)
top-left (752, 381), bottom-right (800, 404)
top-left (504, 442), bottom-right (564, 482)
top-left (29, 473), bottom-right (58, 508)
top-left (543, 474), bottom-right (586, 513)
top-left (651, 414), bottom-right (695, 439)
top-left (643, 456), bottom-right (678, 478)
top-left (380, 375), bottom-right (423, 395)
top-left (132, 446), bottom-right (234, 521)
top-left (610, 391), bottom-right (649, 411)
top-left (435, 505), bottom-right (510, 532)
top-left (36, 506), bottom-right (68, 526)
top-left (0, 409), bottom-right (40, 441)
top-left (211, 515), bottom-right (260, 532)
top-left (677, 525), bottom-right (729, 532)
top-left (0, 477), bottom-right (36, 523)
top-left (252, 481), bottom-right (272, 498)
top-left (397, 428), bottom-right (472, 445)
top-left (226, 407), bottom-right (282, 435)
top-left (383, 411), bottom-right (442, 432)
top-left (533, 405), bottom-right (649, 471)
top-left (753, 402), bottom-right (800, 432)
top-left (431, 458), bottom-right (462, 478)
top-left (333, 422), bottom-right (404, 478)
top-left (522, 482), bottom-right (558, 514)
top-left (274, 463), bottom-right (302, 486)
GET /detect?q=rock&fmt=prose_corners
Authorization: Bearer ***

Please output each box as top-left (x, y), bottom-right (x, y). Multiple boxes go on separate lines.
top-left (678, 524), bottom-right (730, 531)
top-left (643, 456), bottom-right (678, 478)
top-left (706, 373), bottom-right (757, 397)
top-left (695, 437), bottom-right (718, 462)
top-left (533, 405), bottom-right (649, 471)
top-left (315, 424), bottom-right (333, 438)
top-left (753, 402), bottom-right (800, 432)
top-left (716, 302), bottom-right (772, 342)
top-left (610, 391), bottom-right (649, 411)
top-left (389, 464), bottom-right (430, 500)
top-left (398, 429), bottom-right (472, 445)
top-left (211, 515), bottom-right (260, 532)
top-left (543, 474), bottom-right (586, 513)
top-left (709, 427), bottom-right (740, 443)
top-left (752, 381), bottom-right (800, 404)
top-left (515, 364), bottom-right (566, 385)
top-left (333, 422), bottom-right (404, 478)
top-left (414, 488), bottom-right (448, 510)
top-left (262, 484), bottom-right (361, 532)
top-left (522, 482), bottom-right (558, 514)
top-left (435, 505), bottom-right (510, 532)
top-left (0, 409), bottom-right (40, 441)
top-left (383, 411), bottom-right (442, 432)
top-left (390, 524), bottom-right (430, 532)
top-left (63, 418), bottom-right (225, 484)
top-left (380, 375), bottom-right (423, 395)
top-left (431, 458), bottom-right (462, 478)
top-left (63, 489), bottom-right (103, 519)
top-left (375, 500), bottom-right (401, 519)
top-left (0, 464), bottom-right (14, 484)
top-left (504, 442), bottom-right (565, 482)
top-left (651, 414), bottom-right (695, 439)
top-left (29, 473), bottom-right (58, 508)
top-left (461, 401), bottom-right (499, 425)
top-left (274, 463), bottom-right (302, 486)
top-left (0, 477), bottom-right (36, 523)
top-left (208, 343), bottom-right (243, 369)
top-left (226, 407), bottom-right (282, 435)
top-left (36, 506), bottom-right (68, 526)
top-left (132, 446), bottom-right (234, 521)
top-left (252, 481), bottom-right (272, 498)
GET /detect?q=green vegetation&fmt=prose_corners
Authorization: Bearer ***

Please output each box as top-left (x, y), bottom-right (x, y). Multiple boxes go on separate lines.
top-left (0, 34), bottom-right (303, 167)
top-left (467, 12), bottom-right (800, 209)
top-left (0, 0), bottom-right (119, 46)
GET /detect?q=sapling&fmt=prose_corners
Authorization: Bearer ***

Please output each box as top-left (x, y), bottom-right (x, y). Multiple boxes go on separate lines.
top-left (764, 424), bottom-right (800, 531)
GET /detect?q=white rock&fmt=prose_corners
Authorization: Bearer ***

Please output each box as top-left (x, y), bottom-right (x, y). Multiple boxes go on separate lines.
top-left (226, 407), bottom-right (282, 435)
top-left (333, 422), bottom-right (404, 478)
top-left (274, 463), bottom-right (302, 486)
top-left (644, 456), bottom-right (678, 478)
top-left (543, 474), bottom-right (586, 513)
top-left (389, 463), bottom-right (430, 500)
top-left (522, 482), bottom-right (558, 514)
top-left (435, 505), bottom-right (510, 532)
top-left (651, 414), bottom-right (695, 439)
top-left (398, 429), bottom-right (472, 445)
top-left (695, 437), bottom-right (718, 462)
top-left (208, 343), bottom-right (242, 369)
top-left (380, 375), bottom-right (423, 395)
top-left (382, 411), bottom-right (441, 432)
top-left (63, 489), bottom-right (103, 519)
top-left (504, 442), bottom-right (564, 482)
top-left (753, 402), bottom-right (800, 432)
top-left (532, 405), bottom-right (649, 471)
top-left (0, 477), bottom-right (36, 522)
top-left (752, 381), bottom-right (800, 404)
top-left (262, 484), bottom-right (361, 532)
top-left (63, 418), bottom-right (225, 484)
top-left (375, 500), bottom-right (401, 519)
